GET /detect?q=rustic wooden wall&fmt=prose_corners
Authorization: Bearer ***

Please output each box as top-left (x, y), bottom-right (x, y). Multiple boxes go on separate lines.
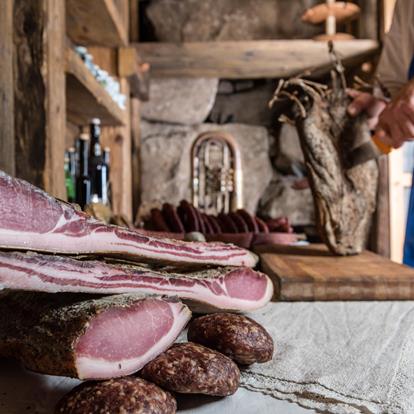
top-left (0, 0), bottom-right (15, 176)
top-left (13, 0), bottom-right (66, 198)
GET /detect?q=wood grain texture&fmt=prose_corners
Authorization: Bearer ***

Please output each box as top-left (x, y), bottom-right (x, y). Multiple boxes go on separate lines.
top-left (256, 244), bottom-right (414, 301)
top-left (43, 0), bottom-right (66, 199)
top-left (13, 0), bottom-right (66, 198)
top-left (100, 79), bottom-right (132, 221)
top-left (65, 46), bottom-right (127, 126)
top-left (370, 156), bottom-right (391, 258)
top-left (129, 0), bottom-right (139, 42)
top-left (66, 0), bottom-right (127, 47)
top-left (130, 97), bottom-right (141, 221)
top-left (137, 40), bottom-right (379, 79)
top-left (13, 0), bottom-right (46, 189)
top-left (0, 0), bottom-right (15, 176)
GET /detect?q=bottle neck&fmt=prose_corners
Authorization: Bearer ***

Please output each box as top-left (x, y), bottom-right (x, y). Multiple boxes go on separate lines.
top-left (79, 141), bottom-right (89, 176)
top-left (90, 123), bottom-right (101, 149)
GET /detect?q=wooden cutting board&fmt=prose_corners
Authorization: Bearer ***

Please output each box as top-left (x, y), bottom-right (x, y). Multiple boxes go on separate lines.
top-left (255, 244), bottom-right (414, 301)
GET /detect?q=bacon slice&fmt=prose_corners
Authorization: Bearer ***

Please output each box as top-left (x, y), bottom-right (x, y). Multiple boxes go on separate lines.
top-left (0, 292), bottom-right (191, 380)
top-left (0, 251), bottom-right (273, 312)
top-left (0, 171), bottom-right (257, 267)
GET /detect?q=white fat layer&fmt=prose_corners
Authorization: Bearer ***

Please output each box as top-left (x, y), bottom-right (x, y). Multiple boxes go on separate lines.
top-left (75, 303), bottom-right (191, 380)
top-left (0, 229), bottom-right (257, 267)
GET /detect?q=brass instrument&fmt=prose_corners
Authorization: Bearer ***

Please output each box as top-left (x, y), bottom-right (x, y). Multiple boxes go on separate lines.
top-left (191, 131), bottom-right (243, 215)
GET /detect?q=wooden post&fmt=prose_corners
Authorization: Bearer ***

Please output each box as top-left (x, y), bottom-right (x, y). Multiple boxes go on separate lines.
top-left (370, 157), bottom-right (391, 258)
top-left (13, 0), bottom-right (66, 198)
top-left (130, 97), bottom-right (141, 222)
top-left (100, 79), bottom-right (133, 221)
top-left (0, 0), bottom-right (15, 176)
top-left (358, 0), bottom-right (378, 40)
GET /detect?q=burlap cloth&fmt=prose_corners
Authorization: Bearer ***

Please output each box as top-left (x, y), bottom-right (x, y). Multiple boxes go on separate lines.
top-left (241, 302), bottom-right (414, 414)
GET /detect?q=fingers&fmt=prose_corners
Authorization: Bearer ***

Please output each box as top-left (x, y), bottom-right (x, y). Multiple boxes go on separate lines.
top-left (346, 88), bottom-right (361, 98)
top-left (375, 128), bottom-right (395, 148)
top-left (377, 103), bottom-right (414, 148)
top-left (347, 92), bottom-right (372, 117)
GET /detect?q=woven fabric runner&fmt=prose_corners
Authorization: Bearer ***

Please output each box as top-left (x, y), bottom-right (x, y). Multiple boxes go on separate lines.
top-left (241, 302), bottom-right (414, 414)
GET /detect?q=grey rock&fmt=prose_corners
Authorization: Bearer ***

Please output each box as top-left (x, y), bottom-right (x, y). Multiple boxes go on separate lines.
top-left (146, 0), bottom-right (323, 42)
top-left (142, 78), bottom-right (219, 125)
top-left (258, 174), bottom-right (314, 226)
top-left (140, 121), bottom-right (273, 214)
top-left (274, 123), bottom-right (305, 173)
top-left (209, 81), bottom-right (277, 127)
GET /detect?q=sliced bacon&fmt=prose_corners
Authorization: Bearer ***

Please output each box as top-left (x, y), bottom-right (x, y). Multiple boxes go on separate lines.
top-left (0, 251), bottom-right (273, 312)
top-left (0, 171), bottom-right (257, 267)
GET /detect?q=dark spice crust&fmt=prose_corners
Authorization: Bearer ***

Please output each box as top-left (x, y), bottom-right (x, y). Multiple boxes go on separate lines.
top-left (140, 342), bottom-right (240, 396)
top-left (187, 313), bottom-right (274, 365)
top-left (0, 291), bottom-right (169, 378)
top-left (55, 377), bottom-right (176, 414)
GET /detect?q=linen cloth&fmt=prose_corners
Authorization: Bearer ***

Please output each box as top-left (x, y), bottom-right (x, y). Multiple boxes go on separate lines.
top-left (241, 302), bottom-right (414, 414)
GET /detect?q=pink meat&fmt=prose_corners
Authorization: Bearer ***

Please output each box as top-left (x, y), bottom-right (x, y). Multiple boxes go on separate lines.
top-left (0, 251), bottom-right (273, 312)
top-left (0, 171), bottom-right (257, 267)
top-left (0, 292), bottom-right (191, 380)
top-left (74, 297), bottom-right (190, 379)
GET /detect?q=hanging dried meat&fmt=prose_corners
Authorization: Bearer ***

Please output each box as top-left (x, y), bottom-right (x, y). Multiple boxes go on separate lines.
top-left (270, 46), bottom-right (378, 255)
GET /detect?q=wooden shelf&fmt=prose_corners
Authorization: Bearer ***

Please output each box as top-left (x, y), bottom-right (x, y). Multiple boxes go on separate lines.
top-left (66, 0), bottom-right (127, 47)
top-left (65, 47), bottom-right (126, 126)
top-left (137, 39), bottom-right (379, 79)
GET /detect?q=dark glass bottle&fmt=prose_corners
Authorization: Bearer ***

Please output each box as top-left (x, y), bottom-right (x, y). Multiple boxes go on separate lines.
top-left (76, 134), bottom-right (92, 209)
top-left (89, 118), bottom-right (102, 200)
top-left (64, 151), bottom-right (76, 203)
top-left (103, 147), bottom-right (111, 205)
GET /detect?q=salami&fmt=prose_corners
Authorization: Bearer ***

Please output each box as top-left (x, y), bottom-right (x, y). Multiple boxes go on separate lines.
top-left (140, 342), bottom-right (240, 396)
top-left (188, 313), bottom-right (274, 365)
top-left (55, 377), bottom-right (176, 414)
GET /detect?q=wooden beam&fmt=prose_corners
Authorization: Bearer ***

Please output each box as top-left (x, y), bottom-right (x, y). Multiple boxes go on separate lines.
top-left (66, 0), bottom-right (127, 47)
top-left (100, 84), bottom-right (133, 220)
top-left (13, 0), bottom-right (66, 198)
top-left (137, 40), bottom-right (380, 79)
top-left (0, 0), bottom-right (15, 176)
top-left (44, 0), bottom-right (66, 198)
top-left (118, 47), bottom-right (150, 100)
top-left (129, 0), bottom-right (139, 42)
top-left (130, 97), bottom-right (141, 222)
top-left (358, 0), bottom-right (379, 40)
top-left (370, 156), bottom-right (391, 258)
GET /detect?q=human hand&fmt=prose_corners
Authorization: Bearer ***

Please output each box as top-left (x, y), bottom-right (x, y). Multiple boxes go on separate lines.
top-left (347, 89), bottom-right (387, 130)
top-left (375, 80), bottom-right (414, 149)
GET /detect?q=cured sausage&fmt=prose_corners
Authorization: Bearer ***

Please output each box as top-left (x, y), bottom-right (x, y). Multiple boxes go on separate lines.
top-left (55, 377), bottom-right (176, 414)
top-left (187, 313), bottom-right (274, 365)
top-left (141, 342), bottom-right (240, 396)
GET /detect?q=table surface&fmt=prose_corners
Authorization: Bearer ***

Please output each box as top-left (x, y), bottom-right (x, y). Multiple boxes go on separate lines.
top-left (0, 359), bottom-right (314, 414)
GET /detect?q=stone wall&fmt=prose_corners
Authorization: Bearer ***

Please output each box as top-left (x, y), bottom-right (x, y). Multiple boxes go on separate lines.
top-left (144, 0), bottom-right (323, 42)
top-left (139, 77), bottom-right (315, 225)
top-left (141, 120), bottom-right (273, 214)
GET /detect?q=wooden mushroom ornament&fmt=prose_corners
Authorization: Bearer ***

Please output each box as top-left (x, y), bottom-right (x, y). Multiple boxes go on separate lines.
top-left (302, 0), bottom-right (360, 41)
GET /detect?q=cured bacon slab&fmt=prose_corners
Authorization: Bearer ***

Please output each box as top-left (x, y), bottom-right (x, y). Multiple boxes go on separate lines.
top-left (0, 291), bottom-right (191, 380)
top-left (0, 251), bottom-right (273, 312)
top-left (0, 171), bottom-right (257, 267)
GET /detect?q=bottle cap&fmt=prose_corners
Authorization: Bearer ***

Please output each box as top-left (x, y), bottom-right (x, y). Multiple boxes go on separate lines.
top-left (90, 118), bottom-right (101, 125)
top-left (80, 133), bottom-right (89, 140)
top-left (68, 147), bottom-right (76, 153)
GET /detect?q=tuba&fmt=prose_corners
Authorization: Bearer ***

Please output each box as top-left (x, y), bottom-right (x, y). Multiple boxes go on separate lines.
top-left (191, 131), bottom-right (243, 215)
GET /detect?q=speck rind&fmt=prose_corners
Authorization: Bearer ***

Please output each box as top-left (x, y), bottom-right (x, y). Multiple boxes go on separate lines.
top-left (187, 313), bottom-right (274, 365)
top-left (140, 342), bottom-right (240, 396)
top-left (55, 377), bottom-right (176, 414)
